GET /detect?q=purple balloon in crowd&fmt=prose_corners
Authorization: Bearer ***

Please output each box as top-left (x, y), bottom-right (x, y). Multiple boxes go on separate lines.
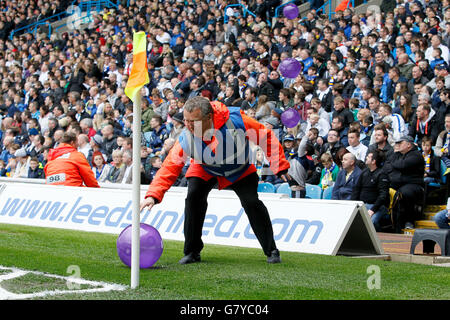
top-left (117, 223), bottom-right (164, 268)
top-left (283, 3), bottom-right (299, 20)
top-left (281, 108), bottom-right (301, 128)
top-left (278, 58), bottom-right (302, 79)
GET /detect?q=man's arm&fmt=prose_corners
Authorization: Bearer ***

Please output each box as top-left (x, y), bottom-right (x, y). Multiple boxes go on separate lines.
top-left (371, 171), bottom-right (390, 213)
top-left (76, 153), bottom-right (100, 188)
top-left (142, 140), bottom-right (187, 206)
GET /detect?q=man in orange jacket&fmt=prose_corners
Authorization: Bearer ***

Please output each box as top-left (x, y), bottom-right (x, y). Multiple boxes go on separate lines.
top-left (140, 97), bottom-right (291, 264)
top-left (44, 131), bottom-right (100, 188)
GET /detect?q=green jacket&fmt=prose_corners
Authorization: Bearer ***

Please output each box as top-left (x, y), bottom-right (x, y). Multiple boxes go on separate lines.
top-left (142, 106), bottom-right (155, 133)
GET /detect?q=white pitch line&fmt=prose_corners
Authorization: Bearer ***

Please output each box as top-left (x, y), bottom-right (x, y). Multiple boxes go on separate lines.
top-left (0, 266), bottom-right (127, 300)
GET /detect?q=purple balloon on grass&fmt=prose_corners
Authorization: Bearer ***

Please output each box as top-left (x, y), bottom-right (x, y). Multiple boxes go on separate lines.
top-left (117, 223), bottom-right (164, 268)
top-left (279, 58), bottom-right (302, 79)
top-left (283, 3), bottom-right (299, 20)
top-left (281, 108), bottom-right (301, 128)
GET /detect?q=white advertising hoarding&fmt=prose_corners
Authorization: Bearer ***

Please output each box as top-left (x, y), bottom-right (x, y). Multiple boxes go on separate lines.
top-left (0, 183), bottom-right (383, 256)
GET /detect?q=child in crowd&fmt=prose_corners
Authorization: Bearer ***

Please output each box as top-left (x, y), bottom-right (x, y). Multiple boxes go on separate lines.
top-left (421, 136), bottom-right (440, 184)
top-left (318, 152), bottom-right (339, 190)
top-left (27, 157), bottom-right (44, 179)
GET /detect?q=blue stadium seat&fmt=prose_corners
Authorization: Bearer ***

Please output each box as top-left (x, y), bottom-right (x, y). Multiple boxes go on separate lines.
top-left (276, 183), bottom-right (291, 198)
top-left (428, 160), bottom-right (447, 188)
top-left (305, 184), bottom-right (323, 199)
top-left (257, 182), bottom-right (276, 193)
top-left (322, 186), bottom-right (333, 200)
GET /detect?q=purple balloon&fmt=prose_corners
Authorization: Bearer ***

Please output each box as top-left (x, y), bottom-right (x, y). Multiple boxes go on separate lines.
top-left (117, 223), bottom-right (164, 268)
top-left (279, 58), bottom-right (302, 79)
top-left (281, 108), bottom-right (300, 128)
top-left (283, 3), bottom-right (299, 20)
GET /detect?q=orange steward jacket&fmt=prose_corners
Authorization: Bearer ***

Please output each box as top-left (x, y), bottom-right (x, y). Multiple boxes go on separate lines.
top-left (44, 143), bottom-right (100, 188)
top-left (145, 101), bottom-right (290, 203)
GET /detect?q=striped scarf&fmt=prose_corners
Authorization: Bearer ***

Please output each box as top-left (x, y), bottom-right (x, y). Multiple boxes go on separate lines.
top-left (422, 152), bottom-right (431, 173)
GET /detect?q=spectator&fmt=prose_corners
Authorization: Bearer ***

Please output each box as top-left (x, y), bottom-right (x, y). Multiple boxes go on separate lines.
top-left (352, 149), bottom-right (390, 232)
top-left (77, 134), bottom-right (91, 160)
top-left (433, 199), bottom-right (450, 229)
top-left (346, 129), bottom-right (368, 162)
top-left (408, 103), bottom-right (440, 145)
top-left (368, 124), bottom-right (395, 166)
top-left (318, 152), bottom-right (339, 190)
top-left (332, 96), bottom-right (355, 128)
top-left (44, 132), bottom-right (99, 188)
top-left (107, 149), bottom-right (124, 183)
top-left (27, 156), bottom-right (44, 179)
top-left (117, 149), bottom-right (133, 184)
top-left (332, 152), bottom-right (362, 200)
top-left (13, 148), bottom-right (30, 178)
top-left (389, 135), bottom-right (425, 232)
top-left (434, 113), bottom-right (450, 173)
top-left (421, 136), bottom-right (440, 184)
top-left (330, 115), bottom-right (349, 147)
top-left (143, 115), bottom-right (170, 156)
top-left (91, 150), bottom-right (112, 183)
top-left (100, 124), bottom-right (119, 163)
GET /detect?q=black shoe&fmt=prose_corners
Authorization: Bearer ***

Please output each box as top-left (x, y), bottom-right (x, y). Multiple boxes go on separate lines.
top-left (179, 252), bottom-right (201, 264)
top-left (267, 249), bottom-right (281, 264)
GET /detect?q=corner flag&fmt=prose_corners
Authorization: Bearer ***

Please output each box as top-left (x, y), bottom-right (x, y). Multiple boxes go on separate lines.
top-left (125, 31), bottom-right (149, 103)
top-left (125, 31), bottom-right (148, 289)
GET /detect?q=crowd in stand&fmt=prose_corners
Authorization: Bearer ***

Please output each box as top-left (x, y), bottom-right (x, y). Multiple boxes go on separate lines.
top-left (0, 0), bottom-right (449, 232)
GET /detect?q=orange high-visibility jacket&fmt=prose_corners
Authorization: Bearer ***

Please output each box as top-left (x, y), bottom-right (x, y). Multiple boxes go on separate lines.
top-left (44, 143), bottom-right (100, 188)
top-left (145, 101), bottom-right (290, 203)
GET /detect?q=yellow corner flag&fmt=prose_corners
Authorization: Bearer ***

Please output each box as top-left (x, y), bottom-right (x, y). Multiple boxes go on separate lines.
top-left (125, 31), bottom-right (149, 103)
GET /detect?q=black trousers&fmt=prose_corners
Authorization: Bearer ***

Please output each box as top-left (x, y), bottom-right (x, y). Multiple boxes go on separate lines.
top-left (183, 172), bottom-right (278, 256)
top-left (393, 183), bottom-right (424, 232)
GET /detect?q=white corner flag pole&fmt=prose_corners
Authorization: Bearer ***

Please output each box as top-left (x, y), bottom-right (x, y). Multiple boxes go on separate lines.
top-left (131, 92), bottom-right (142, 289)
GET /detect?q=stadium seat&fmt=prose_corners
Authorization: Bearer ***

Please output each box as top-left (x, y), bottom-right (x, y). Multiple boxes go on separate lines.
top-left (257, 182), bottom-right (276, 193)
top-left (322, 186), bottom-right (333, 200)
top-left (305, 184), bottom-right (323, 199)
top-left (276, 183), bottom-right (292, 198)
top-left (427, 160), bottom-right (447, 188)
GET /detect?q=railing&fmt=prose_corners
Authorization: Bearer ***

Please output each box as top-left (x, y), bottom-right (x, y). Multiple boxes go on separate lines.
top-left (274, 0), bottom-right (368, 21)
top-left (223, 3), bottom-right (271, 27)
top-left (9, 0), bottom-right (119, 40)
top-left (274, 0), bottom-right (298, 18)
top-left (10, 11), bottom-right (67, 39)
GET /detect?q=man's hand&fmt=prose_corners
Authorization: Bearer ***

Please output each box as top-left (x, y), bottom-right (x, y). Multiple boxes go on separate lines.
top-left (368, 209), bottom-right (375, 217)
top-left (140, 197), bottom-right (156, 212)
top-left (278, 170), bottom-right (294, 183)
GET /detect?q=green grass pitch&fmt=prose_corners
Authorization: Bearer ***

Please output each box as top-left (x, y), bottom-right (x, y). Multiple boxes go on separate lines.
top-left (0, 223), bottom-right (449, 300)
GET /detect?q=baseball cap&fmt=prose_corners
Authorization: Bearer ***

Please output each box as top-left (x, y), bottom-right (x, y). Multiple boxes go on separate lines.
top-left (283, 134), bottom-right (295, 142)
top-left (394, 135), bottom-right (414, 144)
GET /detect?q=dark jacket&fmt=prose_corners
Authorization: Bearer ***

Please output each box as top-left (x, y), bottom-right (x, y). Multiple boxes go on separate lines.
top-left (408, 111), bottom-right (440, 145)
top-left (331, 165), bottom-right (362, 200)
top-left (28, 167), bottom-right (44, 179)
top-left (342, 80), bottom-right (356, 99)
top-left (332, 108), bottom-right (355, 128)
top-left (351, 167), bottom-right (390, 213)
top-left (389, 145), bottom-right (425, 189)
top-left (258, 81), bottom-right (276, 102)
